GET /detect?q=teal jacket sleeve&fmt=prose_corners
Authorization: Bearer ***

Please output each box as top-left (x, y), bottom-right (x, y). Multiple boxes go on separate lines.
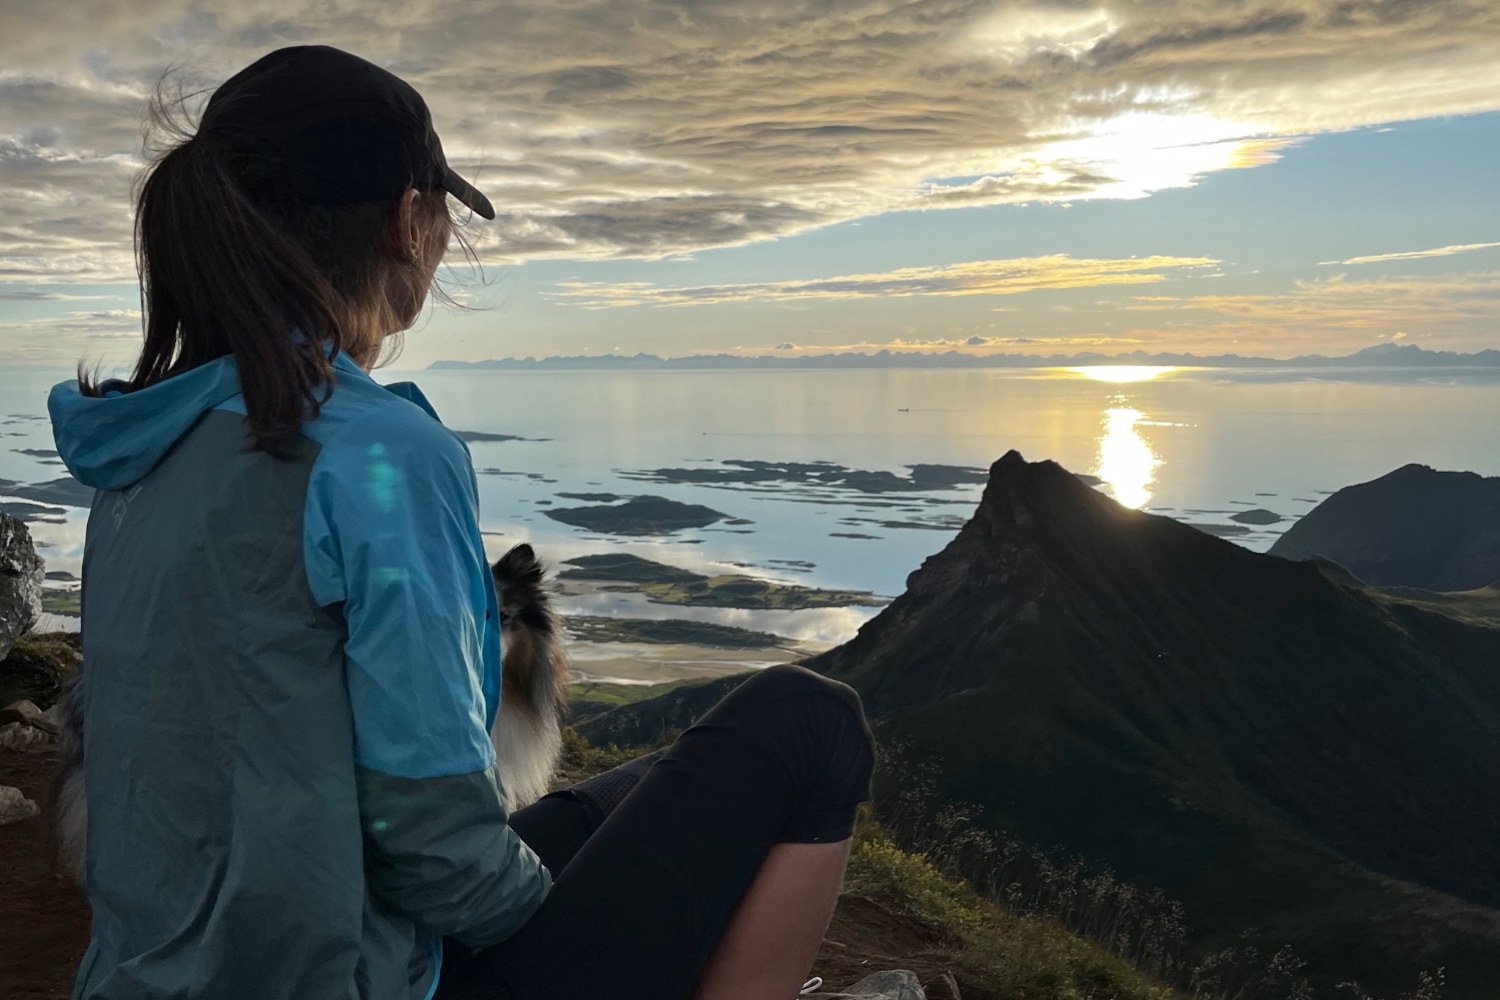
top-left (302, 379), bottom-right (548, 946)
top-left (356, 764), bottom-right (551, 949)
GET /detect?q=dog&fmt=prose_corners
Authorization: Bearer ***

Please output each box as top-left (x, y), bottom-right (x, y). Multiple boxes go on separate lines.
top-left (488, 542), bottom-right (572, 810)
top-left (53, 542), bottom-right (570, 881)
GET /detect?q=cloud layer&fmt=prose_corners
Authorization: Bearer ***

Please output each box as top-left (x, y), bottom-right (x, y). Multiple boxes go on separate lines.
top-left (551, 253), bottom-right (1217, 307)
top-left (1329, 242), bottom-right (1500, 266)
top-left (3, 0), bottom-right (1500, 281)
top-left (1113, 271), bottom-right (1500, 352)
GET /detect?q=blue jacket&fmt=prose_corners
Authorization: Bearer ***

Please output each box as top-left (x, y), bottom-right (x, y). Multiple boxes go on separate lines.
top-left (50, 352), bottom-right (550, 1000)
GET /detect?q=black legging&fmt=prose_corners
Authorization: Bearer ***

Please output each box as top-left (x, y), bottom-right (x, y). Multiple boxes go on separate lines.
top-left (434, 665), bottom-right (875, 1000)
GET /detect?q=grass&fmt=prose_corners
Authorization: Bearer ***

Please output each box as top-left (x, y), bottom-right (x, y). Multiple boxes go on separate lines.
top-left (0, 632), bottom-right (80, 710)
top-left (641, 574), bottom-right (885, 610)
top-left (554, 725), bottom-right (663, 785)
top-left (40, 592), bottom-right (80, 616)
top-left (569, 679), bottom-right (696, 713)
top-left (1376, 584), bottom-right (1500, 629)
top-left (564, 615), bottom-right (787, 648)
top-left (845, 823), bottom-right (1179, 1000)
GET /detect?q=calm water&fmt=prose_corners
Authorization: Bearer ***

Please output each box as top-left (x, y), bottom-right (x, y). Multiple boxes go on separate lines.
top-left (5, 365), bottom-right (1498, 641)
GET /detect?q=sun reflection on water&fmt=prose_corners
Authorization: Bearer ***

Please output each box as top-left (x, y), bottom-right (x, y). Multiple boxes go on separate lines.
top-left (1069, 366), bottom-right (1178, 384)
top-left (1096, 406), bottom-right (1160, 509)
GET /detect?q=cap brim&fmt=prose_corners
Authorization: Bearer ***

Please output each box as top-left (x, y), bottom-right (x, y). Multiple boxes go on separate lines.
top-left (442, 167), bottom-right (495, 220)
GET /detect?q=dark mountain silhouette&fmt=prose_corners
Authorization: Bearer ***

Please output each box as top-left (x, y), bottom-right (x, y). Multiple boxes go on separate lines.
top-left (1270, 463), bottom-right (1500, 591)
top-left (796, 452), bottom-right (1500, 995)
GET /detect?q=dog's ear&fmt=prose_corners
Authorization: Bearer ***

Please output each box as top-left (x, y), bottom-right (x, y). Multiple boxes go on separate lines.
top-left (493, 543), bottom-right (543, 588)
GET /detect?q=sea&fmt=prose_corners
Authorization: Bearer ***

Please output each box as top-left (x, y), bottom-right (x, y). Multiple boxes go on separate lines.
top-left (5, 365), bottom-right (1498, 644)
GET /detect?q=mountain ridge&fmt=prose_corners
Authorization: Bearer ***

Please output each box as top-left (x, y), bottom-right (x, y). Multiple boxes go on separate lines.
top-left (796, 451), bottom-right (1500, 995)
top-left (429, 343), bottom-right (1500, 371)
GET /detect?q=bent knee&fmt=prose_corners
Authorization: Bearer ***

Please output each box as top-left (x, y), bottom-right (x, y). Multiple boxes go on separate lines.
top-left (724, 666), bottom-right (873, 776)
top-left (734, 664), bottom-right (866, 724)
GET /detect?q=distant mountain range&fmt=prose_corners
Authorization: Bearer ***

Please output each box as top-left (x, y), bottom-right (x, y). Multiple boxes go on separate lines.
top-left (580, 452), bottom-right (1500, 996)
top-left (431, 343), bottom-right (1500, 371)
top-left (1272, 464), bottom-right (1500, 591)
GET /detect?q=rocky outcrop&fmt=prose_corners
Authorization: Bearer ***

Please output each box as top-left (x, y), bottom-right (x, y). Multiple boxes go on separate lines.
top-left (0, 512), bottom-right (43, 661)
top-left (1270, 463), bottom-right (1500, 590)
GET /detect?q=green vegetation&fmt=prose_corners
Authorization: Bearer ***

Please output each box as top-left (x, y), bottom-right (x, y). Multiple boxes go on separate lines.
top-left (844, 825), bottom-right (1176, 1000)
top-left (641, 575), bottom-right (884, 610)
top-left (0, 632), bottom-right (80, 710)
top-left (40, 591), bottom-right (80, 615)
top-left (568, 678), bottom-right (695, 713)
top-left (555, 725), bottom-right (662, 785)
top-left (561, 552), bottom-right (886, 609)
top-left (1378, 584), bottom-right (1500, 628)
top-left (565, 615), bottom-right (786, 648)
top-left (560, 553), bottom-right (706, 585)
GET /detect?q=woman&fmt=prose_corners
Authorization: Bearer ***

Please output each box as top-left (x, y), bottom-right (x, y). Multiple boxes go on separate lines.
top-left (49, 46), bottom-right (873, 1000)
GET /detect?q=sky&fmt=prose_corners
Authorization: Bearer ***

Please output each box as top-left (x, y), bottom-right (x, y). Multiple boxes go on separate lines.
top-left (2, 0), bottom-right (1500, 367)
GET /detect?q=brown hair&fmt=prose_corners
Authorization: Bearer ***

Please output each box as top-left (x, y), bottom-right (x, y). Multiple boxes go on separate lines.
top-left (84, 85), bottom-right (458, 455)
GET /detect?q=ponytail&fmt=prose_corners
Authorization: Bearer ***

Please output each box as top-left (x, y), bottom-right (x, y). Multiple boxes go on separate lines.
top-left (84, 87), bottom-right (452, 456)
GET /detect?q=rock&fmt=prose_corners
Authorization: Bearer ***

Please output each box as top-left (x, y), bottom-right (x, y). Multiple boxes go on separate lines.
top-left (1, 698), bottom-right (62, 736)
top-left (807, 971), bottom-right (928, 1000)
top-left (0, 512), bottom-right (44, 660)
top-left (0, 698), bottom-right (44, 727)
top-left (0, 784), bottom-right (40, 825)
top-left (36, 698), bottom-right (67, 735)
top-left (847, 971), bottom-right (926, 1000)
top-left (0, 721), bottom-right (52, 750)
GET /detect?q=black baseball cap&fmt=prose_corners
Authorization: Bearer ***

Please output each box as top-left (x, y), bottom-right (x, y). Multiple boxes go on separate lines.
top-left (201, 45), bottom-right (495, 220)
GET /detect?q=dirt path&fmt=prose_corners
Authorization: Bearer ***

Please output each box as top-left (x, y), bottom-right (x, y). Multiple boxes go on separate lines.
top-left (0, 745), bottom-right (89, 1000)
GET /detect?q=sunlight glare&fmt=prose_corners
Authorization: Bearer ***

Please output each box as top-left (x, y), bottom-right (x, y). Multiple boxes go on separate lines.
top-left (1096, 407), bottom-right (1160, 509)
top-left (1069, 366), bottom-right (1177, 383)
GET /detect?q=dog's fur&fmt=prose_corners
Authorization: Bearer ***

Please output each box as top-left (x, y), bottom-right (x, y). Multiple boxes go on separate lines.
top-left (489, 543), bottom-right (571, 809)
top-left (52, 542), bottom-right (570, 880)
top-left (51, 672), bottom-right (87, 884)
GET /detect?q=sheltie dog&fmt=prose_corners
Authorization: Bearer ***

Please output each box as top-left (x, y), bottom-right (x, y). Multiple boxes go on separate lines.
top-left (53, 542), bottom-right (570, 880)
top-left (488, 542), bottom-right (571, 809)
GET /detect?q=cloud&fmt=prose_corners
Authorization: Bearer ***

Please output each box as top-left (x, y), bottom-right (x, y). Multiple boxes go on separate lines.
top-left (0, 290), bottom-right (110, 301)
top-left (1323, 242), bottom-right (1500, 266)
top-left (0, 307), bottom-right (140, 363)
top-left (1, 1), bottom-right (1499, 278)
top-left (1109, 271), bottom-right (1500, 353)
top-left (550, 254), bottom-right (1217, 307)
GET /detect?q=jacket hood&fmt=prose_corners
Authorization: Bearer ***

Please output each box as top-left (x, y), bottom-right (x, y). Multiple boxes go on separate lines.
top-left (49, 357), bottom-right (244, 491)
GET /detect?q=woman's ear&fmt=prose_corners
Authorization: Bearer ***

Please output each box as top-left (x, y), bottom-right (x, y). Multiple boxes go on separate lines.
top-left (393, 187), bottom-right (422, 263)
